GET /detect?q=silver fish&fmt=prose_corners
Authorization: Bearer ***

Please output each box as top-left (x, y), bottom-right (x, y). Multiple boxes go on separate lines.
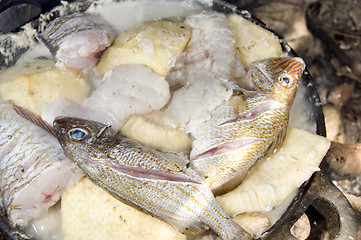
top-left (53, 117), bottom-right (248, 240)
top-left (190, 57), bottom-right (306, 195)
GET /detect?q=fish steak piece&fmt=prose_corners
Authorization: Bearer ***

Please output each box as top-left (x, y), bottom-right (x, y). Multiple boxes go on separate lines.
top-left (0, 101), bottom-right (83, 227)
top-left (40, 12), bottom-right (114, 70)
top-left (164, 11), bottom-right (239, 128)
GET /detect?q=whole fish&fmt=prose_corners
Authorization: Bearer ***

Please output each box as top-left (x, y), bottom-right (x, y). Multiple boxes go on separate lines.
top-left (52, 117), bottom-right (248, 240)
top-left (190, 57), bottom-right (306, 195)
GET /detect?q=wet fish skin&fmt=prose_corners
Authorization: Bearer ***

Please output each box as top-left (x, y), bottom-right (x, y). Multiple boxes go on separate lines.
top-left (53, 117), bottom-right (247, 240)
top-left (0, 101), bottom-right (83, 227)
top-left (40, 12), bottom-right (114, 70)
top-left (246, 57), bottom-right (305, 108)
top-left (190, 57), bottom-right (306, 195)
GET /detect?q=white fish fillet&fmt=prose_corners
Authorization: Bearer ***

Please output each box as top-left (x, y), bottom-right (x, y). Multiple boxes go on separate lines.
top-left (189, 97), bottom-right (241, 156)
top-left (42, 64), bottom-right (171, 131)
top-left (0, 101), bottom-right (83, 227)
top-left (164, 11), bottom-right (240, 128)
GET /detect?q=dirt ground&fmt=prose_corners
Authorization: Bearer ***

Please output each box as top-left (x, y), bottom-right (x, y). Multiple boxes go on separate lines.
top-left (233, 0), bottom-right (361, 238)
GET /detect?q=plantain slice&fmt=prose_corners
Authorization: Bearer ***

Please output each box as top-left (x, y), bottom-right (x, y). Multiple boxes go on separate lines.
top-left (0, 60), bottom-right (90, 116)
top-left (228, 14), bottom-right (282, 69)
top-left (96, 18), bottom-right (191, 76)
top-left (61, 177), bottom-right (186, 240)
top-left (217, 127), bottom-right (331, 217)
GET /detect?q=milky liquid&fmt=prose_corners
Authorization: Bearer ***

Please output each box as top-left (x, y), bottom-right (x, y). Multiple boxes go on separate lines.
top-left (87, 0), bottom-right (202, 35)
top-left (15, 0), bottom-right (317, 133)
top-left (10, 0), bottom-right (318, 239)
top-left (19, 1), bottom-right (211, 239)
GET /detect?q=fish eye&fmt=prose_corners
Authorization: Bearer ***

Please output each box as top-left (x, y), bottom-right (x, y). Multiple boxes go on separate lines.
top-left (68, 128), bottom-right (89, 141)
top-left (279, 74), bottom-right (291, 85)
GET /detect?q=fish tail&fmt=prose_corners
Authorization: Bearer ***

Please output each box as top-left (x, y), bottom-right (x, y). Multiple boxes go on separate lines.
top-left (206, 213), bottom-right (248, 240)
top-left (12, 102), bottom-right (56, 136)
top-left (201, 193), bottom-right (248, 240)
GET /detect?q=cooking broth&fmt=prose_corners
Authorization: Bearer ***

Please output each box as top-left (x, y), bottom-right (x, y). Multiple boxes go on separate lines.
top-left (0, 0), bottom-right (320, 239)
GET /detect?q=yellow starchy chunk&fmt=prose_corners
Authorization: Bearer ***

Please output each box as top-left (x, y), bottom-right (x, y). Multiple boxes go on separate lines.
top-left (121, 96), bottom-right (246, 154)
top-left (217, 127), bottom-right (331, 217)
top-left (96, 18), bottom-right (191, 76)
top-left (61, 177), bottom-right (186, 240)
top-left (233, 213), bottom-right (270, 239)
top-left (121, 111), bottom-right (192, 153)
top-left (0, 60), bottom-right (91, 116)
top-left (228, 14), bottom-right (282, 69)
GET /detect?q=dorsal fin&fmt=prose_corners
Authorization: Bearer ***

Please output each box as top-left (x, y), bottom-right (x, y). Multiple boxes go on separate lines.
top-left (12, 102), bottom-right (56, 136)
top-left (267, 124), bottom-right (288, 154)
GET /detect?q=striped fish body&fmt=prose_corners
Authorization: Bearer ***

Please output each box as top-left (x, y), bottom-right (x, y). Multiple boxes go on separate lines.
top-left (53, 117), bottom-right (247, 240)
top-left (190, 57), bottom-right (306, 195)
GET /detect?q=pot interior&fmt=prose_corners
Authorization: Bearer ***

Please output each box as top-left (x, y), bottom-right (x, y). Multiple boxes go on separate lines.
top-left (0, 1), bottom-right (325, 239)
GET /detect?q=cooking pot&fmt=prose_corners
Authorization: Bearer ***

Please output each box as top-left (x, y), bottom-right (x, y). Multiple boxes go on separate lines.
top-left (0, 0), bottom-right (357, 239)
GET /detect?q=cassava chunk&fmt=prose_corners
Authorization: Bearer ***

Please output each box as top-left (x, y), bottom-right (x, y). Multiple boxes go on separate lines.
top-left (217, 128), bottom-right (331, 216)
top-left (121, 111), bottom-right (192, 153)
top-left (61, 177), bottom-right (186, 240)
top-left (0, 60), bottom-right (90, 116)
top-left (228, 14), bottom-right (282, 69)
top-left (96, 18), bottom-right (191, 76)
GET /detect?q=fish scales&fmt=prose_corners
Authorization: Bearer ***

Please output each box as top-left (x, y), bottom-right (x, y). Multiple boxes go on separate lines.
top-left (107, 140), bottom-right (198, 179)
top-left (0, 101), bottom-right (83, 227)
top-left (190, 57), bottom-right (306, 195)
top-left (53, 117), bottom-right (247, 240)
top-left (40, 12), bottom-right (114, 70)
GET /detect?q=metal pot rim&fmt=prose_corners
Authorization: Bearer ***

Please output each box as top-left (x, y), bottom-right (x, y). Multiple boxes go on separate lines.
top-left (0, 1), bottom-right (345, 240)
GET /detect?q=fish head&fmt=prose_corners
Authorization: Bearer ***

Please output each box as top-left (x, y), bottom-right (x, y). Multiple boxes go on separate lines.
top-left (247, 57), bottom-right (306, 105)
top-left (53, 117), bottom-right (116, 163)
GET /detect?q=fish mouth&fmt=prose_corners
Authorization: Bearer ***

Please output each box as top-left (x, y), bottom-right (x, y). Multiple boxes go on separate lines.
top-left (293, 57), bottom-right (306, 70)
top-left (287, 57), bottom-right (306, 78)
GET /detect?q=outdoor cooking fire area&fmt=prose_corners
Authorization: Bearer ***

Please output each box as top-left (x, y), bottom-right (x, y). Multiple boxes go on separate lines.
top-left (0, 0), bottom-right (360, 239)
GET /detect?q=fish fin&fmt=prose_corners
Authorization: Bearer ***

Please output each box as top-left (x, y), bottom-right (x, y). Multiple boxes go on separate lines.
top-left (241, 89), bottom-right (259, 100)
top-left (190, 100), bottom-right (242, 157)
top-left (12, 102), bottom-right (56, 136)
top-left (105, 160), bottom-right (200, 184)
top-left (159, 151), bottom-right (190, 166)
top-left (219, 100), bottom-right (278, 126)
top-left (167, 219), bottom-right (209, 236)
top-left (191, 138), bottom-right (260, 160)
top-left (267, 125), bottom-right (288, 154)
